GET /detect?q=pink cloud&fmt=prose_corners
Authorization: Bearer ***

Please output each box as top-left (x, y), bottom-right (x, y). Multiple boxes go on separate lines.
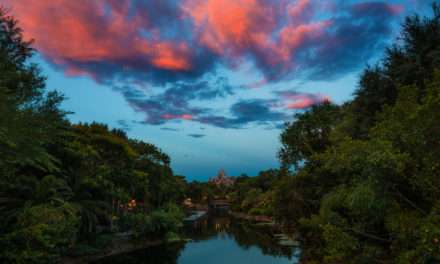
top-left (182, 0), bottom-right (277, 55)
top-left (181, 0), bottom-right (329, 70)
top-left (288, 0), bottom-right (310, 18)
top-left (278, 91), bottom-right (331, 109)
top-left (161, 113), bottom-right (194, 120)
top-left (3, 0), bottom-right (401, 85)
top-left (4, 0), bottom-right (192, 78)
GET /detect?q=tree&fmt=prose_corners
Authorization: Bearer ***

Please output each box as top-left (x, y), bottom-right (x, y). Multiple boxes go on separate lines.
top-left (272, 5), bottom-right (440, 262)
top-left (0, 7), bottom-right (66, 175)
top-left (279, 102), bottom-right (340, 169)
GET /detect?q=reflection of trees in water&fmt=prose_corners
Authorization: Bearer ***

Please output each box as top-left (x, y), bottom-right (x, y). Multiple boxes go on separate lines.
top-left (228, 220), bottom-right (295, 259)
top-left (96, 216), bottom-right (296, 263)
top-left (184, 216), bottom-right (230, 241)
top-left (185, 216), bottom-right (295, 259)
top-left (93, 242), bottom-right (186, 264)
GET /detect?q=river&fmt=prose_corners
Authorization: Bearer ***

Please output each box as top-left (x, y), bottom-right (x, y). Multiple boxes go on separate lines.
top-left (93, 215), bottom-right (300, 264)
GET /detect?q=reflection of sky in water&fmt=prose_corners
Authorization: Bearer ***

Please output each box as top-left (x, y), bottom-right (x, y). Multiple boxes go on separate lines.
top-left (93, 217), bottom-right (300, 264)
top-left (178, 234), bottom-right (298, 264)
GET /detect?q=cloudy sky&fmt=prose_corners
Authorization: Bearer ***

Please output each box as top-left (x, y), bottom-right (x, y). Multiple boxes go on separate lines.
top-left (1, 0), bottom-right (431, 180)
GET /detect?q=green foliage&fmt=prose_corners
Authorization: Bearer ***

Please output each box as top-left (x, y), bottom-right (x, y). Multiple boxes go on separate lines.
top-left (268, 5), bottom-right (440, 263)
top-left (119, 203), bottom-right (184, 239)
top-left (0, 203), bottom-right (79, 263)
top-left (227, 169), bottom-right (281, 217)
top-left (0, 6), bottom-right (66, 174)
top-left (322, 224), bottom-right (359, 263)
top-left (279, 102), bottom-right (341, 169)
top-left (273, 172), bottom-right (317, 225)
top-left (68, 233), bottom-right (114, 257)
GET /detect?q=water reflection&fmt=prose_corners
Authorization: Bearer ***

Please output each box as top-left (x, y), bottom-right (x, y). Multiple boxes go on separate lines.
top-left (187, 216), bottom-right (297, 259)
top-left (94, 215), bottom-right (299, 264)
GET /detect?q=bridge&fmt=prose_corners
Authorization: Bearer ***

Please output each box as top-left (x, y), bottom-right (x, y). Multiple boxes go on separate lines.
top-left (208, 199), bottom-right (230, 212)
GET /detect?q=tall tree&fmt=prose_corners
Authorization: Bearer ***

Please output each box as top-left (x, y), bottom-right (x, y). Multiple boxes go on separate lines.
top-left (279, 102), bottom-right (340, 169)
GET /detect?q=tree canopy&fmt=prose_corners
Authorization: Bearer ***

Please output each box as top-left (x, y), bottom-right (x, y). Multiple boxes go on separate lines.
top-left (272, 5), bottom-right (440, 263)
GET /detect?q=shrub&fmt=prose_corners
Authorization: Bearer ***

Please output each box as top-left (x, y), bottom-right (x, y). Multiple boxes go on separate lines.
top-left (118, 203), bottom-right (184, 239)
top-left (0, 203), bottom-right (79, 264)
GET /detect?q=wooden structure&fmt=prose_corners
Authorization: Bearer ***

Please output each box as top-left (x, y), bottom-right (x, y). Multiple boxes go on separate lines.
top-left (208, 199), bottom-right (230, 213)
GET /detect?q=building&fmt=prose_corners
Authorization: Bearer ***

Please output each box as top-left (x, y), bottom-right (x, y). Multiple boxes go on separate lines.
top-left (209, 169), bottom-right (235, 187)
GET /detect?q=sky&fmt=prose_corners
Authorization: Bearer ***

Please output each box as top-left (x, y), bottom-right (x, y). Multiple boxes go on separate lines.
top-left (1, 0), bottom-right (432, 181)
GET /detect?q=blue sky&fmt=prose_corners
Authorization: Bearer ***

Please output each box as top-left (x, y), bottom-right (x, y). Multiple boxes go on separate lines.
top-left (3, 0), bottom-right (433, 180)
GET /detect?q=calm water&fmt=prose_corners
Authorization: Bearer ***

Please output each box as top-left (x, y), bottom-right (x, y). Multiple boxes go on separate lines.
top-left (95, 216), bottom-right (300, 264)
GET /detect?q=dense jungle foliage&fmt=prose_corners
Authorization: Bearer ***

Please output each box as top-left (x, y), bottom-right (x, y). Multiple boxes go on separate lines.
top-left (0, 8), bottom-right (186, 263)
